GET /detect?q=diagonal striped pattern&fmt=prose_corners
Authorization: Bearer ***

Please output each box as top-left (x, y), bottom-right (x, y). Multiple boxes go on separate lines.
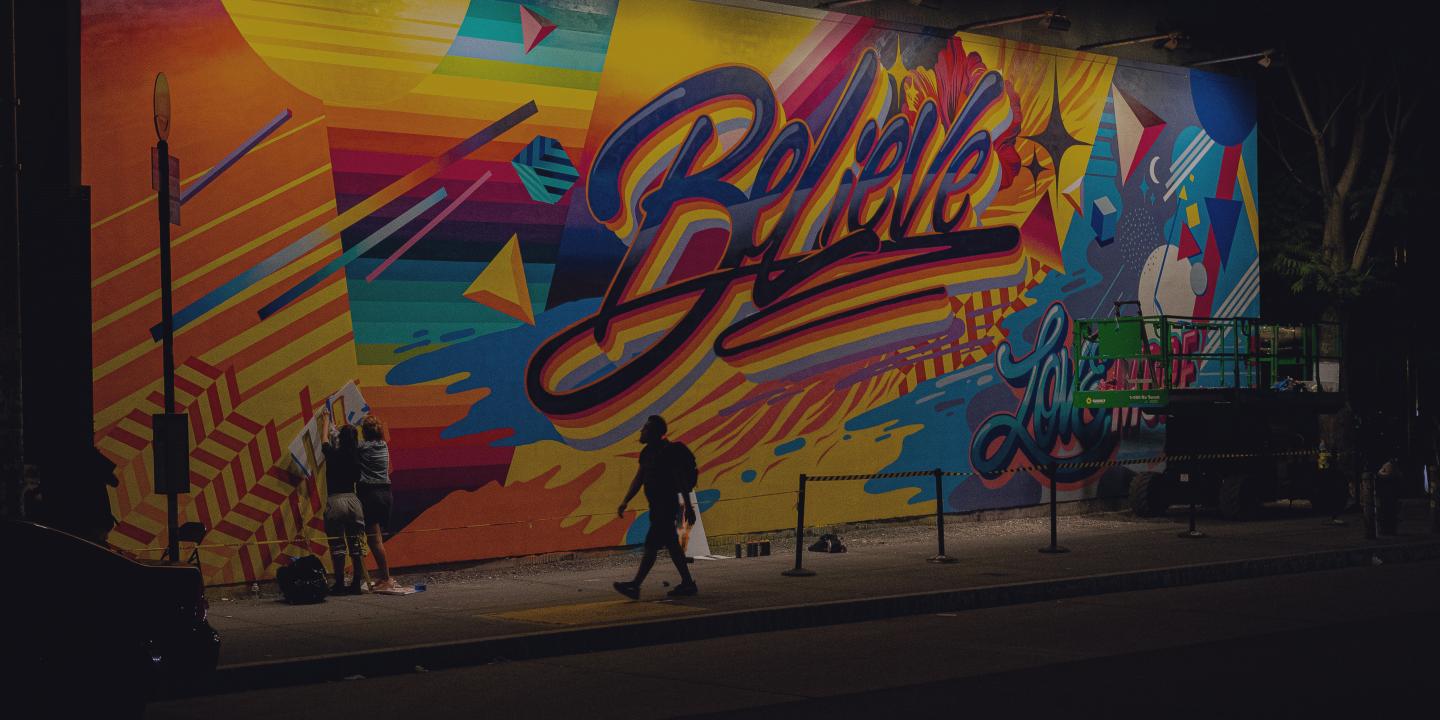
top-left (897, 262), bottom-right (1048, 395)
top-left (510, 135), bottom-right (579, 204)
top-left (257, 185), bottom-right (449, 319)
top-left (156, 101), bottom-right (536, 339)
top-left (94, 356), bottom-right (323, 585)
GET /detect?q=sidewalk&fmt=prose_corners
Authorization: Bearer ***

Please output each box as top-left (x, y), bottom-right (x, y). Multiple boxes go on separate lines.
top-left (192, 501), bottom-right (1439, 697)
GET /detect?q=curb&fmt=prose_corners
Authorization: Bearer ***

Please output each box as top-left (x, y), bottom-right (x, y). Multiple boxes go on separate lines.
top-left (180, 538), bottom-right (1440, 698)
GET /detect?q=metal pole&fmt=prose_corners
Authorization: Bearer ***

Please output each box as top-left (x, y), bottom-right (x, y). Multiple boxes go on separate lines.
top-left (1177, 472), bottom-right (1206, 538)
top-left (1429, 464), bottom-right (1438, 534)
top-left (1, 0), bottom-right (24, 520)
top-left (158, 137), bottom-right (179, 564)
top-left (1039, 463), bottom-right (1068, 553)
top-left (928, 468), bottom-right (956, 563)
top-left (782, 473), bottom-right (815, 576)
top-left (1362, 471), bottom-right (1377, 540)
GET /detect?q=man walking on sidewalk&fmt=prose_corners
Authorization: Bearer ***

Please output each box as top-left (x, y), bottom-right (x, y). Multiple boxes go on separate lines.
top-left (615, 415), bottom-right (698, 599)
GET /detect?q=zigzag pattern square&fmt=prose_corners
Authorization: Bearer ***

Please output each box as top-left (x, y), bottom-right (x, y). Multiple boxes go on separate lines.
top-left (511, 135), bottom-right (579, 204)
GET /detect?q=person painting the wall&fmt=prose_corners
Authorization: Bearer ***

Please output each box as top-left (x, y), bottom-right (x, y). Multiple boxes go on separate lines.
top-left (319, 408), bottom-right (367, 595)
top-left (614, 415), bottom-right (698, 599)
top-left (357, 415), bottom-right (401, 593)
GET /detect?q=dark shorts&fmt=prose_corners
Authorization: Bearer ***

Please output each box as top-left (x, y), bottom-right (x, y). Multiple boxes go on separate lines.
top-left (644, 507), bottom-right (680, 548)
top-left (357, 485), bottom-right (392, 529)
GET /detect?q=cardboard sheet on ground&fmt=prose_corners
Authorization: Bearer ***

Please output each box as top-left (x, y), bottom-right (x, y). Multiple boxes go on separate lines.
top-left (286, 382), bottom-right (370, 477)
top-left (373, 585), bottom-right (418, 596)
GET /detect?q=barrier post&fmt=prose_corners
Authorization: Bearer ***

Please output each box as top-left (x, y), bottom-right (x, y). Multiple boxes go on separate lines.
top-left (1177, 472), bottom-right (1206, 539)
top-left (1362, 471), bottom-right (1378, 540)
top-left (1039, 463), bottom-right (1069, 554)
top-left (782, 473), bottom-right (815, 577)
top-left (1430, 465), bottom-right (1439, 534)
top-left (928, 468), bottom-right (957, 564)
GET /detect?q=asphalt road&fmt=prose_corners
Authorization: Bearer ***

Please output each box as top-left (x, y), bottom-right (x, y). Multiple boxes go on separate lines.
top-left (147, 559), bottom-right (1440, 719)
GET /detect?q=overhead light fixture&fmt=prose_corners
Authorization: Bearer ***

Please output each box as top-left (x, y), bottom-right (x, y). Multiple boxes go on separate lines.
top-left (818, 0), bottom-right (877, 9)
top-left (1078, 31), bottom-right (1187, 52)
top-left (1041, 12), bottom-right (1072, 31)
top-left (958, 9), bottom-right (1070, 33)
top-left (1187, 49), bottom-right (1278, 68)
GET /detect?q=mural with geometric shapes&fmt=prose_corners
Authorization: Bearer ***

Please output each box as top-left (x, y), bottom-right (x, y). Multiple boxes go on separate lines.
top-left (81, 0), bottom-right (1259, 584)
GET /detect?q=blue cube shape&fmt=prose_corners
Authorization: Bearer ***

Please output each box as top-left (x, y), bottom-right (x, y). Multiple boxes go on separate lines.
top-left (1091, 196), bottom-right (1117, 246)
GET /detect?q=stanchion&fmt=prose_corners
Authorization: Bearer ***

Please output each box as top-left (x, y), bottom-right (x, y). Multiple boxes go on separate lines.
top-left (1039, 463), bottom-right (1068, 554)
top-left (1430, 468), bottom-right (1439, 534)
top-left (1176, 472), bottom-right (1206, 539)
top-left (928, 468), bottom-right (957, 563)
top-left (1362, 472), bottom-right (1378, 540)
top-left (782, 473), bottom-right (815, 577)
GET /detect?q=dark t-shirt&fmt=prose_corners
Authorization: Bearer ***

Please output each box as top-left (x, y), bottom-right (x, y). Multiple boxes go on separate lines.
top-left (639, 442), bottom-right (679, 514)
top-left (322, 443), bottom-right (361, 495)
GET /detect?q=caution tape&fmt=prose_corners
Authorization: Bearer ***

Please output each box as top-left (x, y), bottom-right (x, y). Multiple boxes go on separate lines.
top-left (126, 488), bottom-right (801, 557)
top-left (808, 449), bottom-right (1337, 482)
top-left (127, 450), bottom-right (1343, 557)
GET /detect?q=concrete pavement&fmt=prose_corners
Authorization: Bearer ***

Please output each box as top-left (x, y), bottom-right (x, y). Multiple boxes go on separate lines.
top-left (151, 557), bottom-right (1440, 718)
top-left (188, 500), bottom-right (1440, 697)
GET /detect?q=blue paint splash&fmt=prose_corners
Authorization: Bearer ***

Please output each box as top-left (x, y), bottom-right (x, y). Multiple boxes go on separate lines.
top-left (386, 299), bottom-right (604, 446)
top-left (439, 328), bottom-right (476, 342)
top-left (774, 438), bottom-right (807, 456)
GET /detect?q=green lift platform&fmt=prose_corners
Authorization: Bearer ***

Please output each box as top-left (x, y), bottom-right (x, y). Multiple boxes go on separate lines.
top-left (1072, 305), bottom-right (1344, 519)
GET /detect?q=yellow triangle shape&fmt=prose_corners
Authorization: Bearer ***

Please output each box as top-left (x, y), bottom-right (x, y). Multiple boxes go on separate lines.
top-left (463, 234), bottom-right (535, 325)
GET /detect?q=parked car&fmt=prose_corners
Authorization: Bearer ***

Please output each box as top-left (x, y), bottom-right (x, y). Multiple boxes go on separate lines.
top-left (5, 519), bottom-right (220, 717)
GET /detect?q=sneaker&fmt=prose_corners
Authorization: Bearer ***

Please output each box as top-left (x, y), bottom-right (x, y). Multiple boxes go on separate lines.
top-left (612, 581), bottom-right (640, 600)
top-left (666, 581), bottom-right (698, 597)
top-left (329, 584), bottom-right (349, 596)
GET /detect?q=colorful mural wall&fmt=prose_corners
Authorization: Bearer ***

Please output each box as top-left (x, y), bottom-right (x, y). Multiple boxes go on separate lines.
top-left (82, 0), bottom-right (1259, 583)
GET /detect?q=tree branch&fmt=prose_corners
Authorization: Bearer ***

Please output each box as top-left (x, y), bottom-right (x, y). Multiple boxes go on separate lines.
top-left (1334, 102), bottom-right (1372, 200)
top-left (1286, 63), bottom-right (1334, 201)
top-left (1350, 145), bottom-right (1396, 272)
top-left (1317, 82), bottom-right (1358, 138)
top-left (1350, 101), bottom-right (1414, 272)
top-left (1259, 128), bottom-right (1321, 198)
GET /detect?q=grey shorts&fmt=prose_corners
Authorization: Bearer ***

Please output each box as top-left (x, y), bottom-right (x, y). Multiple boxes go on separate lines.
top-left (324, 493), bottom-right (367, 556)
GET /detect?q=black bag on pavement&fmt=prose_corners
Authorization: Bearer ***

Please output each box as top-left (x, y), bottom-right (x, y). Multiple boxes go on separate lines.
top-left (277, 554), bottom-right (329, 604)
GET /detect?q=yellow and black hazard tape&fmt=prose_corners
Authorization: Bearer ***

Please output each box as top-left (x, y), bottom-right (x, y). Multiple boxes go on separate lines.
top-left (804, 469), bottom-right (937, 482)
top-left (809, 449), bottom-right (1334, 482)
top-left (127, 489), bottom-right (803, 557)
top-left (127, 449), bottom-right (1342, 557)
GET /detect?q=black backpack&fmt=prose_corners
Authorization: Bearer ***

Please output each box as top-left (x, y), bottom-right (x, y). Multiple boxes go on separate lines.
top-left (276, 554), bottom-right (329, 604)
top-left (666, 441), bottom-right (699, 495)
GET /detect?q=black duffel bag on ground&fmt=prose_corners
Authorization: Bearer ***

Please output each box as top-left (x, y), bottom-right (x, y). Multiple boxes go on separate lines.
top-left (276, 554), bottom-right (329, 604)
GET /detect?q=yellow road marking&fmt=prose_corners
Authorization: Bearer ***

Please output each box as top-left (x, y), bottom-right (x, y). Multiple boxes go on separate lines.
top-left (485, 599), bottom-right (704, 626)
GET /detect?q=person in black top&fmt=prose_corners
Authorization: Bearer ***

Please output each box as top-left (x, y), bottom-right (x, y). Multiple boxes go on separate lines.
top-left (614, 415), bottom-right (698, 599)
top-left (320, 409), bottom-right (367, 594)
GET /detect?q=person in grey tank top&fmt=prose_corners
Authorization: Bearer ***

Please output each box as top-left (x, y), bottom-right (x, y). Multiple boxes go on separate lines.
top-left (357, 415), bottom-right (398, 591)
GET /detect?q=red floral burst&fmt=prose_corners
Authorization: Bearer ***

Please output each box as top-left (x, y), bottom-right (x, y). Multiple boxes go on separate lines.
top-left (902, 38), bottom-right (1024, 189)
